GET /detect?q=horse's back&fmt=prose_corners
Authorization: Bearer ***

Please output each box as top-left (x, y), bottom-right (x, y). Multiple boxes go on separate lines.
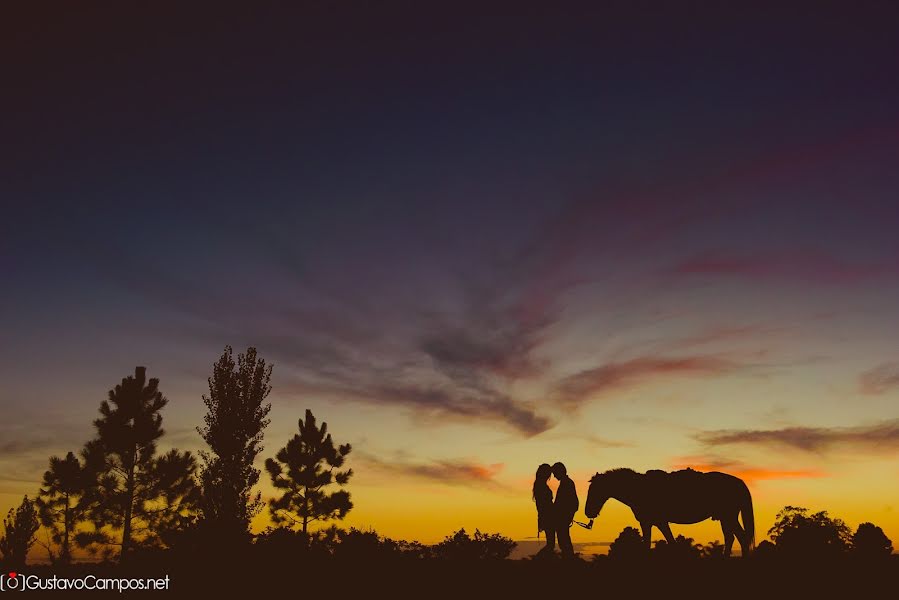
top-left (700, 470), bottom-right (749, 490)
top-left (644, 469), bottom-right (747, 523)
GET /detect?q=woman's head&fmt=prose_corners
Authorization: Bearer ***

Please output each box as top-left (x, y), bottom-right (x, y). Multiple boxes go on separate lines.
top-left (533, 463), bottom-right (553, 500)
top-left (535, 463), bottom-right (552, 482)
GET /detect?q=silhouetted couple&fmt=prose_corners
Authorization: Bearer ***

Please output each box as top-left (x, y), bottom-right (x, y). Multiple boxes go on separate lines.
top-left (533, 462), bottom-right (579, 559)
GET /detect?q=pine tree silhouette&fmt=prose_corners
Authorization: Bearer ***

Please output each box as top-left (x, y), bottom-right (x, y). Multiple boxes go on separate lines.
top-left (266, 409), bottom-right (353, 537)
top-left (78, 366), bottom-right (198, 561)
top-left (0, 496), bottom-right (40, 569)
top-left (35, 452), bottom-right (97, 564)
top-left (146, 449), bottom-right (202, 548)
top-left (197, 346), bottom-right (272, 543)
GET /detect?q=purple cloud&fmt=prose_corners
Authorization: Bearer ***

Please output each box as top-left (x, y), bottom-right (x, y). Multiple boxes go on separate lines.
top-left (696, 419), bottom-right (899, 454)
top-left (859, 362), bottom-right (899, 394)
top-left (553, 355), bottom-right (740, 410)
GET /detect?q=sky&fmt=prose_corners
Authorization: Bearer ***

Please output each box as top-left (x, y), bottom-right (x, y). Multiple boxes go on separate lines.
top-left (2, 2), bottom-right (899, 555)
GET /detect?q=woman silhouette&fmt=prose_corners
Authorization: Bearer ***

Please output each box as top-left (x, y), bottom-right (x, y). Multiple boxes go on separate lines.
top-left (533, 463), bottom-right (555, 556)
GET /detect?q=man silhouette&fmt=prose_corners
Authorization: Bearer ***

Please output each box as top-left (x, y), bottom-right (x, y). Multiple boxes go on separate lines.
top-left (552, 462), bottom-right (578, 558)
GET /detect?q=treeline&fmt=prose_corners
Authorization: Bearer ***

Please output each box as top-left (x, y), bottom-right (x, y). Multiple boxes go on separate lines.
top-left (253, 526), bottom-right (516, 562)
top-left (0, 347), bottom-right (364, 569)
top-left (603, 506), bottom-right (893, 561)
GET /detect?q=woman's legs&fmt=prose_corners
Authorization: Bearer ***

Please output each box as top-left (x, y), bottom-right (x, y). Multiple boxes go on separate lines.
top-left (541, 526), bottom-right (556, 553)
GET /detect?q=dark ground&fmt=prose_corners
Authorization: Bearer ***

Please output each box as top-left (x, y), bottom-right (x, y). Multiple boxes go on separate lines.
top-left (8, 555), bottom-right (897, 598)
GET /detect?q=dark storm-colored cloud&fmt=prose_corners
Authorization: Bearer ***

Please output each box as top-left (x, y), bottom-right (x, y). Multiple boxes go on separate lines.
top-left (553, 355), bottom-right (740, 410)
top-left (696, 419), bottom-right (899, 454)
top-left (357, 453), bottom-right (506, 488)
top-left (859, 362), bottom-right (899, 394)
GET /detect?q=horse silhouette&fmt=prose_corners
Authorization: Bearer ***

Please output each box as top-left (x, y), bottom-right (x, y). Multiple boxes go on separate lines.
top-left (585, 468), bottom-right (755, 557)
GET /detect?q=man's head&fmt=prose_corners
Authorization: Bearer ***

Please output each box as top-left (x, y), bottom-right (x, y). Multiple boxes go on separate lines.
top-left (551, 462), bottom-right (567, 480)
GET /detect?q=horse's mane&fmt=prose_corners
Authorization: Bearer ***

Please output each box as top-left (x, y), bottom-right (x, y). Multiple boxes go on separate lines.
top-left (589, 467), bottom-right (702, 484)
top-left (589, 467), bottom-right (638, 483)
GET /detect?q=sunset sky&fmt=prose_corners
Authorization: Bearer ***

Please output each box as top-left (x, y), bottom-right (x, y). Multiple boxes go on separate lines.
top-left (3, 3), bottom-right (899, 555)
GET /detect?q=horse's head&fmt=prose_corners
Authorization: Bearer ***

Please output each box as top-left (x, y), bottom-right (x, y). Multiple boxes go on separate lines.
top-left (585, 472), bottom-right (609, 519)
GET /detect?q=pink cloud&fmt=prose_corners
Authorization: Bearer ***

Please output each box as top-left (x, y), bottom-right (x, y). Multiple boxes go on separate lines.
top-left (860, 362), bottom-right (899, 394)
top-left (554, 355), bottom-right (739, 409)
top-left (673, 251), bottom-right (899, 285)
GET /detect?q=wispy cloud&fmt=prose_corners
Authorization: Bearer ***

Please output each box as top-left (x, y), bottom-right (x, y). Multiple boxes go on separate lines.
top-left (420, 324), bottom-right (545, 382)
top-left (695, 419), bottom-right (899, 454)
top-left (363, 383), bottom-right (552, 437)
top-left (672, 251), bottom-right (899, 285)
top-left (664, 324), bottom-right (792, 351)
top-left (357, 452), bottom-right (506, 489)
top-left (671, 455), bottom-right (826, 483)
top-left (553, 355), bottom-right (740, 410)
top-left (534, 430), bottom-right (633, 449)
top-left (578, 434), bottom-right (634, 449)
top-left (859, 362), bottom-right (899, 395)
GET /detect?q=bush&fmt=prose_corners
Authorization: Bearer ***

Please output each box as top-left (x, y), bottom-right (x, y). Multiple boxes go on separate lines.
top-left (608, 527), bottom-right (646, 560)
top-left (432, 529), bottom-right (516, 560)
top-left (652, 535), bottom-right (702, 560)
top-left (851, 523), bottom-right (893, 558)
top-left (768, 506), bottom-right (851, 559)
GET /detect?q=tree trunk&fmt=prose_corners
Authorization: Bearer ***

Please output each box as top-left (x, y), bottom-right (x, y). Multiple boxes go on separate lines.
top-left (121, 462), bottom-right (135, 562)
top-left (302, 489), bottom-right (309, 546)
top-left (62, 494), bottom-right (71, 564)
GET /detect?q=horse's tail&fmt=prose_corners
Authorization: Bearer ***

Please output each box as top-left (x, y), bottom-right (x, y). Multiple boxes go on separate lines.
top-left (740, 480), bottom-right (755, 553)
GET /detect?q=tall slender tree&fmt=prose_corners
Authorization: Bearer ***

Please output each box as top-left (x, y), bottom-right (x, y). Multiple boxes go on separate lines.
top-left (34, 452), bottom-right (97, 564)
top-left (266, 409), bottom-right (353, 536)
top-left (0, 496), bottom-right (40, 569)
top-left (197, 346), bottom-right (272, 543)
top-left (78, 366), bottom-right (198, 561)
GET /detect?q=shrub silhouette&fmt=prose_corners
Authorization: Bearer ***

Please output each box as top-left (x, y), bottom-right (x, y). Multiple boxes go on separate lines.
top-left (652, 534), bottom-right (702, 560)
top-left (851, 522), bottom-right (893, 558)
top-left (608, 526), bottom-right (646, 560)
top-left (701, 540), bottom-right (726, 559)
top-left (254, 526), bottom-right (332, 562)
top-left (768, 506), bottom-right (851, 559)
top-left (753, 539), bottom-right (777, 559)
top-left (333, 528), bottom-right (391, 560)
top-left (432, 528), bottom-right (516, 560)
top-left (0, 496), bottom-right (40, 569)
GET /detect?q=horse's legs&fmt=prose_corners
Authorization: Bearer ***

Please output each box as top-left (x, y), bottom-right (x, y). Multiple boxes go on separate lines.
top-left (732, 520), bottom-right (748, 556)
top-left (721, 520), bottom-right (736, 558)
top-left (640, 522), bottom-right (653, 550)
top-left (658, 522), bottom-right (675, 544)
